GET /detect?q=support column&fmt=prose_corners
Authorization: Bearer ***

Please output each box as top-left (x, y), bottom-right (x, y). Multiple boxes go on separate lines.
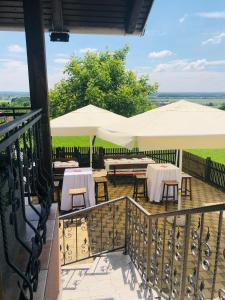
top-left (23, 0), bottom-right (52, 184)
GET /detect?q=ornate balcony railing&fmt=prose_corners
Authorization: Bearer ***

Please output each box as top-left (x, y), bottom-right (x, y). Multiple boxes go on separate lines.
top-left (59, 196), bottom-right (225, 300)
top-left (0, 109), bottom-right (52, 300)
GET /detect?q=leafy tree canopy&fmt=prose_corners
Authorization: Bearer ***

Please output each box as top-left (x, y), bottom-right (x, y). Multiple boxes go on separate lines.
top-left (219, 103), bottom-right (225, 111)
top-left (49, 46), bottom-right (158, 118)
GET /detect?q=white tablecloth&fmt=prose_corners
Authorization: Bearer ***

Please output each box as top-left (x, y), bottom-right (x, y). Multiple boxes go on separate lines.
top-left (146, 163), bottom-right (181, 203)
top-left (104, 157), bottom-right (155, 171)
top-left (54, 160), bottom-right (79, 168)
top-left (61, 168), bottom-right (95, 211)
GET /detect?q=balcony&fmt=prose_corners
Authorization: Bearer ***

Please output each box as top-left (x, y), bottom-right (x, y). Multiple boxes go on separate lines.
top-left (0, 109), bottom-right (59, 300)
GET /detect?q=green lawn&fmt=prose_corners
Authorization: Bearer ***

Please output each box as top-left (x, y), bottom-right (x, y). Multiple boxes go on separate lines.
top-left (188, 149), bottom-right (225, 164)
top-left (52, 136), bottom-right (119, 148)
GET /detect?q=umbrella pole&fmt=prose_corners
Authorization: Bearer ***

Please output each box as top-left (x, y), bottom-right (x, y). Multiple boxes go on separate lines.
top-left (167, 149), bottom-right (184, 226)
top-left (89, 136), bottom-right (93, 168)
top-left (175, 149), bottom-right (179, 167)
top-left (178, 149), bottom-right (183, 210)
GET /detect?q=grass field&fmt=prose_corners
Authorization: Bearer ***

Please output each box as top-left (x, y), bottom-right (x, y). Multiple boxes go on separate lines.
top-left (52, 136), bottom-right (225, 164)
top-left (52, 136), bottom-right (118, 148)
top-left (188, 149), bottom-right (225, 164)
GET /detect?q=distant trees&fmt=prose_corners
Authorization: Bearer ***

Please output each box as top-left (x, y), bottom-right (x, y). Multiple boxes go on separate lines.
top-left (11, 96), bottom-right (30, 107)
top-left (219, 103), bottom-right (225, 111)
top-left (49, 46), bottom-right (158, 118)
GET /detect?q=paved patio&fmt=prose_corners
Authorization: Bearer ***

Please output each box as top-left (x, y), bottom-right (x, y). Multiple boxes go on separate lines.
top-left (103, 175), bottom-right (225, 213)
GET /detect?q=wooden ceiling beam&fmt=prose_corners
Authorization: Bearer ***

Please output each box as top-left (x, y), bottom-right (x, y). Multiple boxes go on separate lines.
top-left (126, 0), bottom-right (144, 34)
top-left (52, 0), bottom-right (64, 31)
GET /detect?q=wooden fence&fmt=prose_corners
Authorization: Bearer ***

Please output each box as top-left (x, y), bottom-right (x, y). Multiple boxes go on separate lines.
top-left (52, 146), bottom-right (225, 191)
top-left (52, 147), bottom-right (176, 168)
top-left (183, 151), bottom-right (225, 191)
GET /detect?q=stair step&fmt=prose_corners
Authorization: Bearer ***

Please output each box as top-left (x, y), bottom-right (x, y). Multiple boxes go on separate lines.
top-left (61, 251), bottom-right (160, 300)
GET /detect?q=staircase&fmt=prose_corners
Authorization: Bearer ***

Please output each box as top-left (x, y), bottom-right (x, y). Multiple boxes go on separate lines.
top-left (61, 251), bottom-right (159, 300)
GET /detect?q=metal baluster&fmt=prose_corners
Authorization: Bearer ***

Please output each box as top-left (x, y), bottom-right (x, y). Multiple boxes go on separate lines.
top-left (169, 216), bottom-right (177, 299)
top-left (88, 215), bottom-right (91, 258)
top-left (211, 211), bottom-right (223, 299)
top-left (153, 218), bottom-right (158, 286)
top-left (138, 208), bottom-right (142, 271)
top-left (15, 138), bottom-right (43, 255)
top-left (25, 128), bottom-right (42, 219)
top-left (160, 216), bottom-right (167, 291)
top-left (130, 203), bottom-right (135, 259)
top-left (62, 220), bottom-right (66, 265)
top-left (142, 215), bottom-right (147, 278)
top-left (101, 207), bottom-right (103, 252)
top-left (194, 213), bottom-right (204, 298)
top-left (124, 197), bottom-right (128, 255)
top-left (146, 216), bottom-right (152, 283)
top-left (127, 200), bottom-right (131, 255)
top-left (76, 216), bottom-right (78, 261)
top-left (179, 214), bottom-right (191, 300)
top-left (112, 202), bottom-right (115, 250)
top-left (133, 206), bottom-right (138, 264)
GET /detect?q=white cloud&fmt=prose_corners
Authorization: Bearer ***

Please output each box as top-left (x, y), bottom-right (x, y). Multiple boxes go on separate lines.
top-left (151, 71), bottom-right (225, 92)
top-left (0, 59), bottom-right (28, 91)
top-left (54, 58), bottom-right (70, 64)
top-left (179, 14), bottom-right (188, 23)
top-left (134, 67), bottom-right (225, 92)
top-left (8, 44), bottom-right (25, 53)
top-left (0, 57), bottom-right (65, 91)
top-left (80, 48), bottom-right (97, 54)
top-left (0, 58), bottom-right (27, 70)
top-left (148, 50), bottom-right (173, 59)
top-left (202, 32), bottom-right (225, 45)
top-left (197, 11), bottom-right (225, 19)
top-left (152, 58), bottom-right (225, 72)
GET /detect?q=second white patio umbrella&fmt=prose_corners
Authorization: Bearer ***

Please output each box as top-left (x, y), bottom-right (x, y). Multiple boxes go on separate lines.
top-left (98, 100), bottom-right (225, 209)
top-left (50, 104), bottom-right (127, 167)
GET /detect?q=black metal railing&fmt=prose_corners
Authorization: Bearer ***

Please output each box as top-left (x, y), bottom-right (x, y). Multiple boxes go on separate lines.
top-left (0, 109), bottom-right (52, 300)
top-left (0, 106), bottom-right (31, 122)
top-left (59, 197), bottom-right (225, 299)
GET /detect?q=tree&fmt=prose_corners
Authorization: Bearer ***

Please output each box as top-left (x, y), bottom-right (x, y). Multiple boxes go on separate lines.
top-left (219, 103), bottom-right (225, 111)
top-left (49, 46), bottom-right (158, 118)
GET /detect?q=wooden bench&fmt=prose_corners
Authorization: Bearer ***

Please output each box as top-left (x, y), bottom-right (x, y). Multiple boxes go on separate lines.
top-left (107, 163), bottom-right (149, 186)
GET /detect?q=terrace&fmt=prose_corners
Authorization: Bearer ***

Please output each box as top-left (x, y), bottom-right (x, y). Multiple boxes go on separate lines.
top-left (1, 98), bottom-right (225, 300)
top-left (0, 1), bottom-right (225, 300)
top-left (58, 174), bottom-right (225, 299)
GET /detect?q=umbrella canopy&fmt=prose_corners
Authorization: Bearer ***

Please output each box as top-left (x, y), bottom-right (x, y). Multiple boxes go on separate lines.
top-left (98, 100), bottom-right (225, 150)
top-left (50, 104), bottom-right (127, 137)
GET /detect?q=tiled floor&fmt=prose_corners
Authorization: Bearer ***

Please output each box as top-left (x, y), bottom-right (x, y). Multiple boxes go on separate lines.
top-left (103, 175), bottom-right (225, 213)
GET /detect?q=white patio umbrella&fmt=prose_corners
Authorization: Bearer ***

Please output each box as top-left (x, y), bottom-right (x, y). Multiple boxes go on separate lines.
top-left (98, 100), bottom-right (225, 209)
top-left (50, 104), bottom-right (127, 167)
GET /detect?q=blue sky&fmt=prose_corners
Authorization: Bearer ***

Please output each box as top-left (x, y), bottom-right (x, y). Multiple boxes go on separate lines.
top-left (0, 0), bottom-right (225, 92)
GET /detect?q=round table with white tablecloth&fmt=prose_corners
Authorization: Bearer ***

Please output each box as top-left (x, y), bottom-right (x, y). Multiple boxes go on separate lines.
top-left (146, 163), bottom-right (181, 203)
top-left (61, 167), bottom-right (96, 211)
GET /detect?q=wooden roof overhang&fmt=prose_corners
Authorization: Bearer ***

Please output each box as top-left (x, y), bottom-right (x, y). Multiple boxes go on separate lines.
top-left (0, 0), bottom-right (154, 35)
